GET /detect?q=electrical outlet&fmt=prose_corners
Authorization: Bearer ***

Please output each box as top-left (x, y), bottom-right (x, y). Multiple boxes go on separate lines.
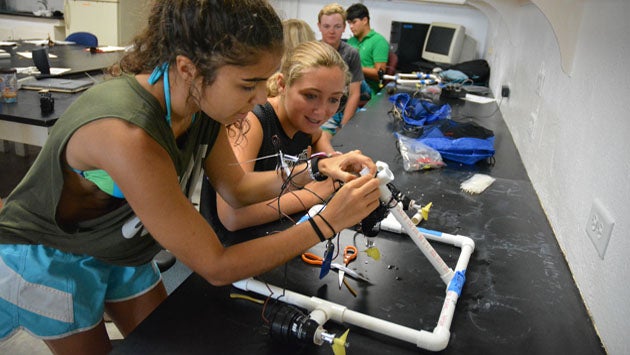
top-left (586, 199), bottom-right (615, 259)
top-left (501, 85), bottom-right (510, 98)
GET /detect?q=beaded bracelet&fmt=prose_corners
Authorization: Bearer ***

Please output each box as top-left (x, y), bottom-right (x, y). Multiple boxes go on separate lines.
top-left (307, 217), bottom-right (326, 242)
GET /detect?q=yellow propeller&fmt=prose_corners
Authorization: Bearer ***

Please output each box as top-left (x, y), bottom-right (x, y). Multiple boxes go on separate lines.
top-left (365, 246), bottom-right (381, 261)
top-left (420, 201), bottom-right (433, 221)
top-left (331, 329), bottom-right (350, 355)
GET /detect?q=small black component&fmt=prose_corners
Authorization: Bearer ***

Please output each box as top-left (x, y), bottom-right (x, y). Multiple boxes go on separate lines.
top-left (358, 182), bottom-right (409, 237)
top-left (359, 202), bottom-right (389, 237)
top-left (39, 90), bottom-right (55, 115)
top-left (441, 83), bottom-right (466, 99)
top-left (387, 183), bottom-right (411, 209)
top-left (266, 302), bottom-right (318, 346)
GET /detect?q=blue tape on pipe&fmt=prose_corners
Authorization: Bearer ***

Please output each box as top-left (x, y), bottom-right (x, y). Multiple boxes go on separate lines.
top-left (417, 227), bottom-right (443, 237)
top-left (447, 270), bottom-right (466, 296)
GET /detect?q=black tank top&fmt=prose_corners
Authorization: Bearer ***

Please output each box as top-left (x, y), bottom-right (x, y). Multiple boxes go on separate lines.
top-left (200, 102), bottom-right (312, 241)
top-left (253, 102), bottom-right (311, 170)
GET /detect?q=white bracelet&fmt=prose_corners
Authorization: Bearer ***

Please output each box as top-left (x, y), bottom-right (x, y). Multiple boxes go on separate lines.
top-left (309, 156), bottom-right (328, 181)
top-left (306, 159), bottom-right (316, 181)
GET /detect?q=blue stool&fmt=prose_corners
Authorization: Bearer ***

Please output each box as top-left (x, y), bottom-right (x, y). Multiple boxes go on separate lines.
top-left (65, 32), bottom-right (98, 47)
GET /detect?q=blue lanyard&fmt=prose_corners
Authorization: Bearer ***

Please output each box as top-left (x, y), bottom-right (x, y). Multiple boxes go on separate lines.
top-left (148, 62), bottom-right (173, 126)
top-left (148, 62), bottom-right (196, 128)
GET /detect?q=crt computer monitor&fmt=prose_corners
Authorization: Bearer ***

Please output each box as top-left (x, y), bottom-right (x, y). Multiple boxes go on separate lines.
top-left (390, 21), bottom-right (430, 72)
top-left (421, 22), bottom-right (466, 65)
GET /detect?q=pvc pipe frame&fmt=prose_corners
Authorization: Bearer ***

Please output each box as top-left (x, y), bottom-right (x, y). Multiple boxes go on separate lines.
top-left (233, 162), bottom-right (475, 352)
top-left (382, 72), bottom-right (441, 86)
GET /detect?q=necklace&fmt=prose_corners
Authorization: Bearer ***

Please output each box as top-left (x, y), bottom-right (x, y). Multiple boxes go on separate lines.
top-left (148, 63), bottom-right (196, 127)
top-left (148, 63), bottom-right (173, 126)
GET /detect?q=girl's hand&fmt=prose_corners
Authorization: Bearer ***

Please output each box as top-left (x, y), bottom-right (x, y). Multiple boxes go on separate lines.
top-left (318, 173), bottom-right (381, 234)
top-left (317, 150), bottom-right (376, 182)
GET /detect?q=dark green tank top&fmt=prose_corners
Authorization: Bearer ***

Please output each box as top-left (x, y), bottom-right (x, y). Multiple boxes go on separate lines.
top-left (0, 75), bottom-right (221, 266)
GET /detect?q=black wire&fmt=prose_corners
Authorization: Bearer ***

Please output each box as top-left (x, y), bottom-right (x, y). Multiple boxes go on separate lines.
top-left (453, 100), bottom-right (502, 121)
top-left (271, 154), bottom-right (346, 300)
top-left (273, 156), bottom-right (336, 223)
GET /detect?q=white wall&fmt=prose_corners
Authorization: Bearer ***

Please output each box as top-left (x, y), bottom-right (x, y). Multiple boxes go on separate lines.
top-left (0, 0), bottom-right (65, 40)
top-left (0, 14), bottom-right (64, 40)
top-left (277, 1), bottom-right (629, 354)
top-left (484, 1), bottom-right (630, 354)
top-left (271, 0), bottom-right (488, 59)
top-left (4, 0), bottom-right (64, 13)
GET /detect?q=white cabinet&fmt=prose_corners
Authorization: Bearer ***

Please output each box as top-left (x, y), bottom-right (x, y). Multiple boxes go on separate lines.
top-left (0, 14), bottom-right (65, 41)
top-left (64, 0), bottom-right (150, 46)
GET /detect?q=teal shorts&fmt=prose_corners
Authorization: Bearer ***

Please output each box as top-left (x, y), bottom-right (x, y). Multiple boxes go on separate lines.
top-left (322, 81), bottom-right (372, 136)
top-left (321, 111), bottom-right (344, 135)
top-left (0, 244), bottom-right (161, 340)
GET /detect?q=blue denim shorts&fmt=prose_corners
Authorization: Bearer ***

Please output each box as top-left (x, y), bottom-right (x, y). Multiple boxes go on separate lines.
top-left (0, 244), bottom-right (161, 340)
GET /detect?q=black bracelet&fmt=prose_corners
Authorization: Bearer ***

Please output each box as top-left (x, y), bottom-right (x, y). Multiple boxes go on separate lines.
top-left (307, 217), bottom-right (326, 242)
top-left (316, 214), bottom-right (336, 235)
top-left (310, 156), bottom-right (328, 181)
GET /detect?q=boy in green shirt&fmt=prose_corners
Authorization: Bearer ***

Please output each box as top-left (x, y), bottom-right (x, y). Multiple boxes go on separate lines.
top-left (346, 3), bottom-right (390, 94)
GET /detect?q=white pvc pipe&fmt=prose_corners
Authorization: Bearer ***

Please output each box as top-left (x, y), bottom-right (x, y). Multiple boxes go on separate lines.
top-left (232, 226), bottom-right (474, 352)
top-left (390, 204), bottom-right (454, 284)
top-left (374, 162), bottom-right (453, 284)
top-left (232, 161), bottom-right (475, 352)
top-left (383, 73), bottom-right (440, 81)
top-left (233, 277), bottom-right (452, 351)
top-left (382, 73), bottom-right (441, 86)
top-left (410, 211), bottom-right (423, 225)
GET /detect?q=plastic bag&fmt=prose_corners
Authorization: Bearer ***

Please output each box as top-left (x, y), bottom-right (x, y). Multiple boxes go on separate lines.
top-left (438, 69), bottom-right (469, 83)
top-left (418, 120), bottom-right (495, 165)
top-left (395, 133), bottom-right (445, 171)
top-left (389, 93), bottom-right (495, 166)
top-left (389, 93), bottom-right (451, 127)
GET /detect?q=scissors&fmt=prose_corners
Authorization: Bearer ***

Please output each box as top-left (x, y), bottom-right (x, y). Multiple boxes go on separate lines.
top-left (338, 245), bottom-right (358, 288)
top-left (301, 247), bottom-right (370, 284)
